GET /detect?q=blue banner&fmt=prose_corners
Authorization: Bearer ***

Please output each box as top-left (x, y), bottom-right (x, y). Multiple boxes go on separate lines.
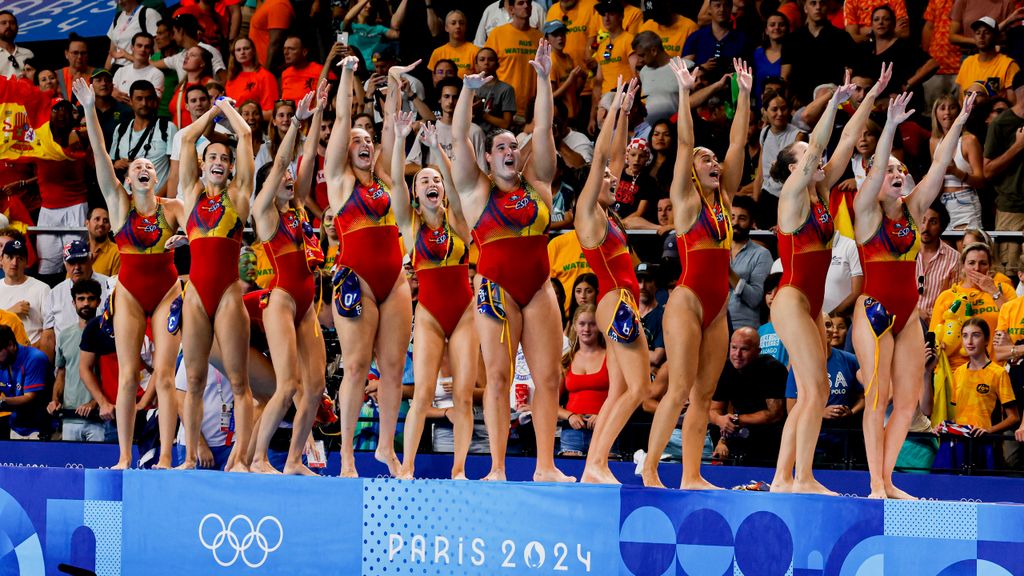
top-left (0, 0), bottom-right (119, 43)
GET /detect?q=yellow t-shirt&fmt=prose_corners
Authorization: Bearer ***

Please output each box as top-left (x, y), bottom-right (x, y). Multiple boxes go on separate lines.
top-left (594, 31), bottom-right (636, 94)
top-left (0, 310), bottom-right (29, 346)
top-left (547, 2), bottom-right (601, 69)
top-left (622, 4), bottom-right (642, 35)
top-left (931, 282), bottom-right (1017, 370)
top-left (551, 49), bottom-right (580, 118)
top-left (997, 296), bottom-right (1024, 341)
top-left (548, 231), bottom-right (592, 310)
top-left (639, 16), bottom-right (699, 58)
top-left (92, 239), bottom-right (122, 277)
top-left (428, 42), bottom-right (481, 78)
top-left (955, 54), bottom-right (1020, 97)
top-left (952, 361), bottom-right (1015, 429)
top-left (485, 24), bottom-right (543, 117)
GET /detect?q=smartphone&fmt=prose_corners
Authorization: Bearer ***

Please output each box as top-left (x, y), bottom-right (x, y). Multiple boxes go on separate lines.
top-left (925, 331), bottom-right (936, 348)
top-left (337, 32), bottom-right (349, 46)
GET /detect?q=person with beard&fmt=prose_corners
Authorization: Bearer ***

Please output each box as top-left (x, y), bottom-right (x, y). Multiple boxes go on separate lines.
top-left (916, 203), bottom-right (960, 324)
top-left (48, 279), bottom-right (109, 442)
top-left (86, 207), bottom-right (122, 277)
top-left (726, 195), bottom-right (772, 330)
top-left (405, 77), bottom-right (487, 175)
top-left (0, 11), bottom-right (31, 79)
top-left (43, 241), bottom-right (112, 342)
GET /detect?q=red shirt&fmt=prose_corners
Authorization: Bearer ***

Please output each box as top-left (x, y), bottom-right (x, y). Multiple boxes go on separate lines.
top-left (34, 152), bottom-right (90, 209)
top-left (280, 61), bottom-right (323, 103)
top-left (250, 0), bottom-right (295, 68)
top-left (169, 76), bottom-right (212, 128)
top-left (564, 357), bottom-right (609, 415)
top-left (225, 68), bottom-right (279, 113)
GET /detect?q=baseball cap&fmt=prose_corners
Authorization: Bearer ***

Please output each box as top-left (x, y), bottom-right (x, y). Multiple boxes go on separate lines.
top-left (635, 262), bottom-right (657, 279)
top-left (543, 19), bottom-right (568, 36)
top-left (971, 16), bottom-right (998, 31)
top-left (595, 0), bottom-right (624, 15)
top-left (91, 68), bottom-right (113, 79)
top-left (63, 240), bottom-right (90, 263)
top-left (2, 240), bottom-right (26, 258)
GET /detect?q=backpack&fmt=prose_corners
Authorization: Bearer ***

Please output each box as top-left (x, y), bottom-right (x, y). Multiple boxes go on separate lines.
top-left (111, 6), bottom-right (152, 36)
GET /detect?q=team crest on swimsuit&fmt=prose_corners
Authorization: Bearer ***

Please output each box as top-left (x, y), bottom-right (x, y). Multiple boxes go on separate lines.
top-left (193, 194), bottom-right (226, 231)
top-left (133, 215), bottom-right (162, 248)
top-left (497, 188), bottom-right (538, 227)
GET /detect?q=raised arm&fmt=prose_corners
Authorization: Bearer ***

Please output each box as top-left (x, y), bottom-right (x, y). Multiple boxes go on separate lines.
top-left (579, 82), bottom-right (627, 224)
top-left (71, 78), bottom-right (127, 217)
top-left (379, 59), bottom-right (422, 184)
top-left (253, 99), bottom-right (309, 239)
top-left (421, 124), bottom-right (468, 238)
top-left (608, 77), bottom-right (636, 179)
top-left (326, 56), bottom-right (359, 189)
top-left (390, 110), bottom-right (416, 240)
top-left (452, 73), bottom-right (490, 195)
top-left (525, 39), bottom-right (555, 189)
top-left (853, 92), bottom-right (915, 226)
top-left (908, 91), bottom-right (976, 218)
top-left (214, 97), bottom-right (254, 193)
top-left (721, 59), bottom-right (752, 199)
top-left (668, 58), bottom-right (697, 214)
top-left (294, 81), bottom-right (328, 205)
top-left (825, 64), bottom-right (892, 187)
top-left (177, 105), bottom-right (220, 196)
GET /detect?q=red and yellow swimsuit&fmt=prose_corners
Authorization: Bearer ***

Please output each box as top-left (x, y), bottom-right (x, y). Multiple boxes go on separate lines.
top-left (114, 202), bottom-right (178, 316)
top-left (859, 200), bottom-right (922, 335)
top-left (777, 197), bottom-right (835, 317)
top-left (264, 207), bottom-right (316, 319)
top-left (472, 175), bottom-right (551, 307)
top-left (413, 212), bottom-right (471, 337)
top-left (581, 216), bottom-right (639, 304)
top-left (186, 188), bottom-right (244, 319)
top-left (678, 191), bottom-right (732, 329)
top-left (333, 175), bottom-right (403, 302)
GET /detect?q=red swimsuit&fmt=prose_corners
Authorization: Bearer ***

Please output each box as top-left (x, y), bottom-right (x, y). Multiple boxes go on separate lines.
top-left (859, 200), bottom-right (922, 335)
top-left (333, 175), bottom-right (403, 302)
top-left (264, 208), bottom-right (316, 319)
top-left (413, 213), bottom-right (472, 337)
top-left (581, 216), bottom-right (639, 304)
top-left (186, 189), bottom-right (244, 319)
top-left (777, 197), bottom-right (834, 318)
top-left (678, 192), bottom-right (732, 329)
top-left (114, 203), bottom-right (178, 316)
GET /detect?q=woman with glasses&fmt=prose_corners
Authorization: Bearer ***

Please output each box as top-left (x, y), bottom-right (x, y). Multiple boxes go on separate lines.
top-left (451, 40), bottom-right (573, 483)
top-left (72, 78), bottom-right (183, 470)
top-left (852, 90), bottom-right (975, 499)
top-left (767, 66), bottom-right (888, 495)
top-left (931, 94), bottom-right (985, 231)
top-left (326, 55), bottom-right (413, 477)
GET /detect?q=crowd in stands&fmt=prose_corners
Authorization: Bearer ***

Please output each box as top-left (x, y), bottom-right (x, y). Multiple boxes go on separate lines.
top-left (3, 0), bottom-right (1024, 474)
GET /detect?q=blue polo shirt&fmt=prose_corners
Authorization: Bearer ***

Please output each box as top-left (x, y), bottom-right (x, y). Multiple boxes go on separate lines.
top-left (785, 347), bottom-right (861, 407)
top-left (0, 344), bottom-right (50, 434)
top-left (682, 26), bottom-right (750, 67)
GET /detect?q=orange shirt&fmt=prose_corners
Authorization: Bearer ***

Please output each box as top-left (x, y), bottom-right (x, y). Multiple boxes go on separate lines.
top-left (638, 16), bottom-right (699, 58)
top-left (923, 0), bottom-right (961, 75)
top-left (485, 23), bottom-right (543, 117)
top-left (280, 61), bottom-right (323, 102)
top-left (225, 68), bottom-right (279, 113)
top-left (250, 0), bottom-right (295, 68)
top-left (844, 0), bottom-right (908, 28)
top-left (547, 2), bottom-right (601, 69)
top-left (428, 42), bottom-right (480, 77)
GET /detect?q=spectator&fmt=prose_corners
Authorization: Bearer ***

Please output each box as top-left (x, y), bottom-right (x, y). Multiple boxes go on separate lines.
top-left (43, 241), bottom-right (112, 343)
top-left (824, 231), bottom-right (864, 317)
top-left (0, 240), bottom-right (51, 354)
top-left (471, 47), bottom-right (516, 132)
top-left (429, 10), bottom-right (479, 78)
top-left (168, 46), bottom-right (214, 128)
top-left (638, 0), bottom-right (699, 58)
top-left (632, 32), bottom-right (675, 126)
top-left (949, 0), bottom-right (1017, 48)
top-left (34, 67), bottom-right (57, 94)
top-left (843, 0), bottom-right (909, 43)
top-left (431, 59), bottom-right (458, 87)
top-left (110, 81), bottom-right (177, 197)
top-left (922, 0), bottom-right (962, 110)
top-left (78, 306), bottom-right (125, 447)
top-left (475, 0), bottom-right (545, 47)
top-left (752, 89), bottom-right (803, 228)
top-left (753, 13), bottom-right (788, 102)
top-left (931, 95), bottom-right (985, 230)
top-left (280, 35), bottom-right (323, 102)
top-left (829, 312), bottom-right (851, 348)
top-left (728, 195), bottom-right (773, 329)
top-left (613, 139), bottom-right (664, 231)
top-left (782, 0), bottom-right (858, 105)
top-left (173, 360), bottom-right (235, 469)
top-left (548, 229), bottom-right (592, 311)
top-left (249, 0), bottom-right (294, 72)
top-left (55, 35), bottom-right (93, 101)
top-left (485, 0), bottom-right (543, 120)
top-left (848, 119), bottom-right (882, 190)
top-left (683, 0), bottom-right (751, 81)
top-left (566, 273), bottom-right (598, 331)
top-left (48, 279), bottom-right (110, 442)
top-left (367, 46), bottom-right (428, 121)
top-left (647, 118), bottom-right (676, 187)
top-left (407, 77), bottom-right (487, 173)
top-left (549, 159), bottom-right (576, 230)
top-left (860, 5), bottom-right (937, 101)
top-left (916, 206), bottom-right (960, 326)
top-left (546, 21), bottom-right (585, 122)
top-left (984, 73), bottom-right (1024, 275)
top-left (90, 69), bottom-right (132, 147)
top-left (0, 324), bottom-right (51, 440)
top-left (710, 326), bottom-right (788, 462)
top-left (0, 11), bottom-right (31, 79)
top-left (225, 37), bottom-right (278, 120)
top-left (86, 207), bottom-right (121, 277)
top-left (173, 0), bottom-right (229, 49)
top-left (955, 17), bottom-right (1020, 101)
top-left (637, 263), bottom-right (666, 372)
top-left (591, 0), bottom-right (636, 124)
top-left (546, 0), bottom-right (599, 70)
top-left (106, 0), bottom-right (162, 69)
top-left (238, 99), bottom-right (266, 158)
top-left (558, 304), bottom-right (608, 456)
top-left (157, 15), bottom-right (228, 83)
top-left (657, 196), bottom-right (677, 263)
top-left (342, 0), bottom-right (398, 72)
top-left (759, 272), bottom-right (789, 366)
top-left (112, 33), bottom-right (165, 103)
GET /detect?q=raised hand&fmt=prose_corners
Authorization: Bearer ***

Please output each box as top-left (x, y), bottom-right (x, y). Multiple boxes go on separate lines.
top-left (213, 95), bottom-right (237, 114)
top-left (418, 122), bottom-right (438, 148)
top-left (733, 58), bottom-right (752, 94)
top-left (956, 91), bottom-right (978, 126)
top-left (395, 110), bottom-right (416, 139)
top-left (668, 56), bottom-right (696, 92)
top-left (338, 55), bottom-right (359, 71)
top-left (71, 77), bottom-right (95, 109)
top-left (295, 91), bottom-right (316, 121)
top-left (529, 38), bottom-right (552, 78)
top-left (871, 62), bottom-right (893, 97)
top-left (621, 76), bottom-right (639, 111)
top-left (887, 92), bottom-right (915, 125)
top-left (832, 78), bottom-right (857, 106)
top-left (463, 73), bottom-right (492, 91)
top-left (389, 58), bottom-right (422, 80)
top-left (315, 78), bottom-right (329, 111)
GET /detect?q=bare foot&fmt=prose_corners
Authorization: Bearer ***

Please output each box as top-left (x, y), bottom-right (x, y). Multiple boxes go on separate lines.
top-left (451, 472), bottom-right (468, 481)
top-left (174, 461), bottom-right (196, 471)
top-left (374, 448), bottom-right (401, 477)
top-left (152, 460), bottom-right (172, 470)
top-left (283, 463), bottom-right (319, 476)
top-left (884, 484), bottom-right (917, 500)
top-left (770, 481), bottom-right (792, 493)
top-left (867, 489), bottom-right (887, 499)
top-left (680, 476), bottom-right (722, 491)
top-left (642, 469), bottom-right (666, 489)
top-left (791, 479), bottom-right (838, 496)
top-left (226, 462), bottom-right (251, 473)
top-left (482, 469), bottom-right (506, 481)
top-left (580, 466), bottom-right (621, 485)
top-left (534, 467), bottom-right (576, 483)
top-left (251, 461), bottom-right (281, 474)
top-left (395, 468), bottom-right (414, 481)
top-left (340, 466), bottom-right (359, 478)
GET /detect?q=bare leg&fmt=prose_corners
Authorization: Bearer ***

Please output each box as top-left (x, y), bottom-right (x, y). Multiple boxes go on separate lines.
top-left (283, 307), bottom-right (327, 476)
top-left (852, 296), bottom-right (894, 499)
top-left (883, 319), bottom-right (926, 500)
top-left (447, 308), bottom-right (478, 480)
top-left (372, 278), bottom-right (412, 477)
top-left (212, 289), bottom-right (254, 473)
top-left (111, 287), bottom-right (148, 470)
top-left (333, 286), bottom-right (379, 478)
top-left (150, 289), bottom-right (183, 469)
top-left (398, 309), bottom-right (446, 480)
top-left (178, 288), bottom-right (215, 470)
top-left (251, 291), bottom-right (300, 474)
top-left (680, 312), bottom-right (728, 491)
top-left (476, 279), bottom-right (523, 482)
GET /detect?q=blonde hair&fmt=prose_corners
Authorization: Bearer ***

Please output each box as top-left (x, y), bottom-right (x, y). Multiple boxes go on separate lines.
top-left (561, 304), bottom-right (603, 372)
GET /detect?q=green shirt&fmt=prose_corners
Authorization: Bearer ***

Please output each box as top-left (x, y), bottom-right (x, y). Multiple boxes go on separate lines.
top-left (984, 108), bottom-right (1024, 213)
top-left (55, 323), bottom-right (89, 414)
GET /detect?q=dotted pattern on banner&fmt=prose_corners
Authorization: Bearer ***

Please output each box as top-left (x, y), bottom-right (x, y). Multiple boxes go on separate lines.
top-left (84, 500), bottom-right (122, 576)
top-left (732, 561), bottom-right (794, 576)
top-left (884, 500), bottom-right (977, 540)
top-left (363, 478), bottom-right (484, 575)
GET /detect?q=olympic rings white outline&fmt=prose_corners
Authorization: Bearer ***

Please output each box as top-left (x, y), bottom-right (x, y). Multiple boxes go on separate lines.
top-left (199, 513), bottom-right (284, 568)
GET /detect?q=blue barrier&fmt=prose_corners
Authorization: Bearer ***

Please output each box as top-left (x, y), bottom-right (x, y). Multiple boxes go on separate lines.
top-left (2, 464), bottom-right (1024, 575)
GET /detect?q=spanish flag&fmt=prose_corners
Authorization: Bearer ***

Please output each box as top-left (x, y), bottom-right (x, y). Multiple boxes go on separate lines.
top-left (0, 75), bottom-right (69, 162)
top-left (830, 187), bottom-right (856, 240)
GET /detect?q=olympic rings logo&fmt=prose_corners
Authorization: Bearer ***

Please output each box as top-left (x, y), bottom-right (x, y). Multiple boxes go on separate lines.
top-left (199, 514), bottom-right (284, 568)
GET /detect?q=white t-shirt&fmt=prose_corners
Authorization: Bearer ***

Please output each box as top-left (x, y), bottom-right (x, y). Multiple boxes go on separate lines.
top-left (516, 130), bottom-right (595, 164)
top-left (174, 362), bottom-right (234, 448)
top-left (0, 46), bottom-right (33, 79)
top-left (44, 274), bottom-right (113, 341)
top-left (0, 276), bottom-right (51, 344)
top-left (161, 42), bottom-right (227, 78)
top-left (822, 233), bottom-right (863, 314)
top-left (109, 118), bottom-right (178, 193)
top-left (406, 121), bottom-right (487, 173)
top-left (107, 6), bottom-right (162, 67)
top-left (112, 64), bottom-right (165, 97)
top-left (510, 337), bottom-right (571, 410)
top-left (639, 63), bottom-right (678, 125)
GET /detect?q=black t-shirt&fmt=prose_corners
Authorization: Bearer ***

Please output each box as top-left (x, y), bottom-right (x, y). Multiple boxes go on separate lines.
top-left (613, 171), bottom-right (659, 220)
top-left (713, 355), bottom-right (788, 414)
top-left (782, 24), bottom-right (858, 105)
top-left (80, 316), bottom-right (116, 356)
top-left (641, 305), bottom-right (665, 351)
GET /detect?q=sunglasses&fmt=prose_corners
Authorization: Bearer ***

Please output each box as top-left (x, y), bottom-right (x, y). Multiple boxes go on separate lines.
top-left (7, 55), bottom-right (18, 70)
top-left (918, 275), bottom-right (924, 295)
top-left (603, 42), bottom-right (613, 60)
